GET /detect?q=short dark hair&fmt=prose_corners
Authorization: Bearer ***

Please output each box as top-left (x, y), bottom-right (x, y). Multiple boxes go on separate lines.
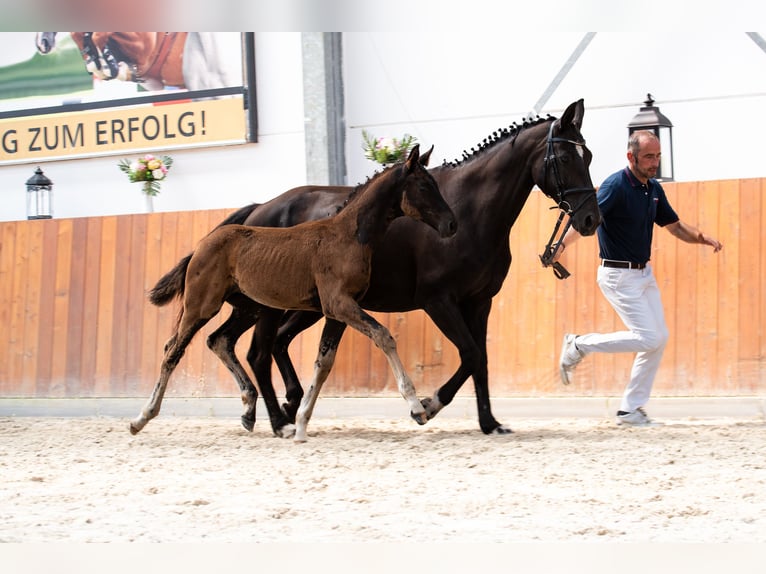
top-left (628, 130), bottom-right (659, 156)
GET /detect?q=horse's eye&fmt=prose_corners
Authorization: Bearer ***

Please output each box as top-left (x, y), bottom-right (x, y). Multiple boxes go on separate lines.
top-left (559, 153), bottom-right (570, 163)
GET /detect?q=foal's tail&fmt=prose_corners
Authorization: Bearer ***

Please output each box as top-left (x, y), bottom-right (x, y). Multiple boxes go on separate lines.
top-left (148, 203), bottom-right (260, 307)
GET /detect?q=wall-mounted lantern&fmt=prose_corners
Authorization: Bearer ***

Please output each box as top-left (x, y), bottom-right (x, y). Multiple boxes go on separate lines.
top-left (26, 166), bottom-right (53, 220)
top-left (627, 94), bottom-right (674, 181)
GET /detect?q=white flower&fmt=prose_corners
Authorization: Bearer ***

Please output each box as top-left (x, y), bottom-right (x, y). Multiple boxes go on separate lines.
top-left (378, 137), bottom-right (395, 152)
top-left (152, 169), bottom-right (165, 180)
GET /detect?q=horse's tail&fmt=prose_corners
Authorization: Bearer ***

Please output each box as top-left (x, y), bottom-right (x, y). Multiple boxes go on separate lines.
top-left (216, 202), bottom-right (260, 227)
top-left (148, 203), bottom-right (261, 307)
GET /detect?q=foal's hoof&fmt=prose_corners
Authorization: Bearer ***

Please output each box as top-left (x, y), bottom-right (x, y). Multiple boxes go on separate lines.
top-left (420, 396), bottom-right (443, 420)
top-left (410, 411), bottom-right (429, 425)
top-left (241, 415), bottom-right (255, 432)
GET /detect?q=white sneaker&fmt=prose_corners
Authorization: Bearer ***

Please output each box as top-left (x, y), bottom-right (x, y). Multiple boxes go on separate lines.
top-left (559, 333), bottom-right (584, 385)
top-left (616, 407), bottom-right (664, 427)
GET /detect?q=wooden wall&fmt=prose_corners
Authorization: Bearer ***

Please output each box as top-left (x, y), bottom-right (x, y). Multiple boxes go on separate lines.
top-left (1, 179), bottom-right (764, 400)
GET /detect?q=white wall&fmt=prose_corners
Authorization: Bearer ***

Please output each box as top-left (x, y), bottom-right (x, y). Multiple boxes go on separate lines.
top-left (2, 31), bottom-right (765, 222)
top-left (343, 31), bottom-right (766, 189)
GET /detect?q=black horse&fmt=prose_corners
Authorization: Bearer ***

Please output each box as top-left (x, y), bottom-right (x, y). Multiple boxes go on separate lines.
top-left (150, 99), bottom-right (600, 436)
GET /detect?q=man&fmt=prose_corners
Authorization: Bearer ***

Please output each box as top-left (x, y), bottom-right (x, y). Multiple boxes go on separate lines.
top-left (554, 130), bottom-right (723, 426)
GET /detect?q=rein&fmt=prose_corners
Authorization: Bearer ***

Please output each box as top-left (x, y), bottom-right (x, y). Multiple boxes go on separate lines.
top-left (538, 121), bottom-right (595, 280)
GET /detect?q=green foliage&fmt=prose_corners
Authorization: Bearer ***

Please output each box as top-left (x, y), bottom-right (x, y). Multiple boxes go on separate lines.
top-left (362, 130), bottom-right (417, 165)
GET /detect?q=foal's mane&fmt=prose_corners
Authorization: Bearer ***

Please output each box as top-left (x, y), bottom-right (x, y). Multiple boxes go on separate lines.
top-left (343, 160), bottom-right (406, 209)
top-left (440, 114), bottom-right (554, 169)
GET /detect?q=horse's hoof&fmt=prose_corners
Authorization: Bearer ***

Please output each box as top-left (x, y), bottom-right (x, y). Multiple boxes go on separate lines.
top-left (241, 416), bottom-right (255, 432)
top-left (411, 411), bottom-right (428, 426)
top-left (275, 423), bottom-right (296, 439)
top-left (281, 402), bottom-right (297, 424)
top-left (128, 422), bottom-right (140, 435)
top-left (486, 424), bottom-right (513, 435)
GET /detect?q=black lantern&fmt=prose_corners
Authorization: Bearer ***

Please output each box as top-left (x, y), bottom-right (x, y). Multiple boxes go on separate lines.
top-left (627, 94), bottom-right (674, 182)
top-left (26, 166), bottom-right (53, 220)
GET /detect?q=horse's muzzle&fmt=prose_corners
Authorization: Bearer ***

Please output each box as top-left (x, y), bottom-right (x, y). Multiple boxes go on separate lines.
top-left (574, 211), bottom-right (600, 236)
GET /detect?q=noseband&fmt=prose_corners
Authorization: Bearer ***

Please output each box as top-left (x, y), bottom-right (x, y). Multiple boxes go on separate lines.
top-left (539, 121), bottom-right (595, 280)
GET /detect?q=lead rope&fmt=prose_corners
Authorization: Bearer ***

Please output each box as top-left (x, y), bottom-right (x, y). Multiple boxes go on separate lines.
top-left (539, 209), bottom-right (572, 280)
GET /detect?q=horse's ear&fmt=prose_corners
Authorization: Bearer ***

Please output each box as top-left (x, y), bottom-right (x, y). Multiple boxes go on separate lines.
top-left (419, 145), bottom-right (434, 167)
top-left (404, 144), bottom-right (421, 173)
top-left (559, 99), bottom-right (585, 131)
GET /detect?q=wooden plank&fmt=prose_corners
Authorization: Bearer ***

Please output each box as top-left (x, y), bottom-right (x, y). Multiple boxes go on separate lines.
top-left (654, 182), bottom-right (679, 394)
top-left (140, 212), bottom-right (162, 394)
top-left (64, 218), bottom-right (88, 394)
top-left (715, 180), bottom-right (740, 392)
top-left (20, 221), bottom-right (44, 391)
top-left (124, 214), bottom-right (147, 395)
top-left (759, 178), bottom-right (766, 390)
top-left (0, 222), bottom-right (17, 393)
top-left (94, 216), bottom-right (117, 395)
top-left (50, 219), bottom-right (73, 397)
top-left (35, 222), bottom-right (58, 395)
top-left (8, 222), bottom-right (30, 393)
top-left (672, 181), bottom-right (699, 392)
top-left (79, 217), bottom-right (103, 394)
top-left (694, 180), bottom-right (721, 392)
top-left (109, 216), bottom-right (132, 395)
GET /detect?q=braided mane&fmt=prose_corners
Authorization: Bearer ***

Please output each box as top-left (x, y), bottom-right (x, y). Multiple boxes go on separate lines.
top-left (440, 114), bottom-right (554, 169)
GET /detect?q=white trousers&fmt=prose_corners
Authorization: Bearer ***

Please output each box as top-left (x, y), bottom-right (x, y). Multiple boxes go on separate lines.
top-left (576, 265), bottom-right (669, 412)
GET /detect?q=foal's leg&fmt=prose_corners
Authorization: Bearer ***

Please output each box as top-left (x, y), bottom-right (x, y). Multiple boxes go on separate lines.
top-left (129, 313), bottom-right (211, 434)
top-left (293, 319), bottom-right (346, 443)
top-left (272, 310), bottom-right (324, 422)
top-left (206, 301), bottom-right (260, 431)
top-left (328, 298), bottom-right (428, 425)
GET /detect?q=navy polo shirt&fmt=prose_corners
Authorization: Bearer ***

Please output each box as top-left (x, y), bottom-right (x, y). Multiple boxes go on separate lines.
top-left (596, 167), bottom-right (679, 264)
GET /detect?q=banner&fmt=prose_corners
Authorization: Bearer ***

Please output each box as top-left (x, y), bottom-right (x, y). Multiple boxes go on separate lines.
top-left (0, 97), bottom-right (246, 164)
top-left (0, 32), bottom-right (250, 163)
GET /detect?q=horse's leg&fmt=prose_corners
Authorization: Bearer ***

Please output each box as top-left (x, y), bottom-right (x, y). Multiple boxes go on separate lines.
top-left (460, 298), bottom-right (509, 434)
top-left (294, 319), bottom-right (346, 443)
top-left (419, 299), bottom-right (476, 418)
top-left (247, 308), bottom-right (295, 438)
top-left (272, 310), bottom-right (324, 422)
top-left (129, 314), bottom-right (210, 434)
top-left (424, 297), bottom-right (509, 434)
top-left (326, 298), bottom-right (427, 426)
top-left (206, 301), bottom-right (260, 431)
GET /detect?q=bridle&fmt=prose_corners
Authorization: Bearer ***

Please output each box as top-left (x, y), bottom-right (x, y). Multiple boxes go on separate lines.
top-left (538, 120), bottom-right (595, 280)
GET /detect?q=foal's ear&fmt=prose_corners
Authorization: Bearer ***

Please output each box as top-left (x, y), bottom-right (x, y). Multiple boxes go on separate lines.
top-left (559, 99), bottom-right (585, 131)
top-left (404, 144), bottom-right (421, 173)
top-left (419, 145), bottom-right (434, 167)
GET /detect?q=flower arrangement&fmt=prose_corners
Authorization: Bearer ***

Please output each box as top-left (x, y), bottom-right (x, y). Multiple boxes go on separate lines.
top-left (118, 154), bottom-right (173, 196)
top-left (362, 130), bottom-right (417, 165)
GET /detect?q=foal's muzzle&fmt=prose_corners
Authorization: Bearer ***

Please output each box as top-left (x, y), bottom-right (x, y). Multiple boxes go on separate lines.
top-left (438, 215), bottom-right (458, 238)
